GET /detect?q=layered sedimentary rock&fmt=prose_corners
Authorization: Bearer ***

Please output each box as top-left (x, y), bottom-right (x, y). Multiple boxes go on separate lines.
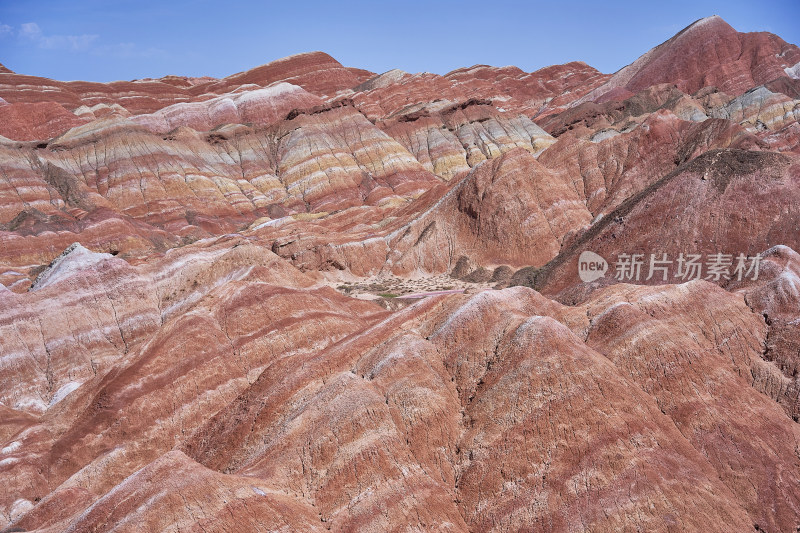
top-left (0, 103), bottom-right (440, 282)
top-left (131, 83), bottom-right (324, 133)
top-left (577, 15), bottom-right (800, 103)
top-left (4, 255), bottom-right (800, 530)
top-left (527, 149), bottom-right (800, 295)
top-left (730, 245), bottom-right (800, 421)
top-left (539, 109), bottom-right (762, 216)
top-left (350, 60), bottom-right (610, 122)
top-left (263, 147), bottom-right (591, 276)
top-left (204, 51), bottom-right (374, 98)
top-left (0, 101), bottom-right (88, 141)
top-left (0, 236), bottom-right (389, 531)
top-left (380, 99), bottom-right (556, 181)
top-left (3, 14), bottom-right (800, 533)
top-left (0, 52), bottom-right (372, 119)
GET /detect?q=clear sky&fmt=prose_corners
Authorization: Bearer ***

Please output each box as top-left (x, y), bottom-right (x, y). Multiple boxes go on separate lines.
top-left (0, 0), bottom-right (798, 82)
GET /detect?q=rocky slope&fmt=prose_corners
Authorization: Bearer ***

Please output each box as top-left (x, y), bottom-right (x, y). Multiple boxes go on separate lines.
top-left (2, 15), bottom-right (800, 533)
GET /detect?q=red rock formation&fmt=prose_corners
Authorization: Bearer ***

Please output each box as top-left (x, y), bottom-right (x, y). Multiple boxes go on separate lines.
top-left (205, 51), bottom-right (374, 98)
top-left (0, 52), bottom-right (370, 128)
top-left (0, 102), bottom-right (88, 141)
top-left (578, 16), bottom-right (800, 103)
top-left (0, 104), bottom-right (441, 281)
top-left (7, 270), bottom-right (799, 530)
top-left (379, 100), bottom-right (555, 180)
top-left (0, 236), bottom-right (389, 531)
top-left (528, 149), bottom-right (800, 296)
top-left (538, 109), bottom-right (763, 216)
top-left (2, 14), bottom-right (800, 533)
top-left (131, 83), bottom-right (325, 133)
top-left (730, 245), bottom-right (800, 421)
top-left (0, 72), bottom-right (198, 114)
top-left (351, 61), bottom-right (609, 122)
top-left (262, 147), bottom-right (591, 276)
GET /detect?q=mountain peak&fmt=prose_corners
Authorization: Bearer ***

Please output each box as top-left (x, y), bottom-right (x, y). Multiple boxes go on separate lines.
top-left (672, 14), bottom-right (735, 41)
top-left (574, 15), bottom-right (800, 103)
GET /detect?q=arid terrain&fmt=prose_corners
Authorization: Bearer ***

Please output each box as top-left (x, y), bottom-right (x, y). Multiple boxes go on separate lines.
top-left (2, 15), bottom-right (800, 532)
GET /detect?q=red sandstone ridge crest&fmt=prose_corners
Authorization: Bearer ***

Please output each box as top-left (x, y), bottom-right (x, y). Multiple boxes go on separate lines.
top-left (2, 13), bottom-right (800, 533)
top-left (577, 15), bottom-right (800, 103)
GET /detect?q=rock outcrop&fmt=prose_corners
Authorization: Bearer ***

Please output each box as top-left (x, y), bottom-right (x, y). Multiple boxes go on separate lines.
top-left (2, 14), bottom-right (800, 533)
top-left (577, 16), bottom-right (800, 103)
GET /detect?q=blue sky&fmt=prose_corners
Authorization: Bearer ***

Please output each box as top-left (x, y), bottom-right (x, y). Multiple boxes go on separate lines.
top-left (0, 0), bottom-right (798, 82)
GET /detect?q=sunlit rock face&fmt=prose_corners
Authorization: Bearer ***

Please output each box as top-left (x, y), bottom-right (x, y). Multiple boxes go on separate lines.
top-left (3, 15), bottom-right (800, 533)
top-left (575, 16), bottom-right (800, 103)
